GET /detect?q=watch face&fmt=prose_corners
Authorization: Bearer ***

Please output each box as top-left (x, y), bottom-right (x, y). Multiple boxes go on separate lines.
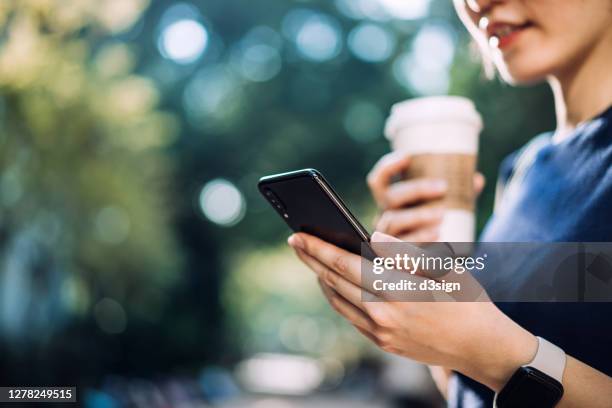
top-left (496, 367), bottom-right (564, 408)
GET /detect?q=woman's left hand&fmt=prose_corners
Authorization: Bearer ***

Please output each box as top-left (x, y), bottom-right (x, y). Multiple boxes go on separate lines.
top-left (288, 231), bottom-right (538, 392)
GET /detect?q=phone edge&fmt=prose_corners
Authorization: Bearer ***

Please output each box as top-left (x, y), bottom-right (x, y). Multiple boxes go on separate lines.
top-left (310, 173), bottom-right (371, 243)
top-left (258, 168), bottom-right (371, 243)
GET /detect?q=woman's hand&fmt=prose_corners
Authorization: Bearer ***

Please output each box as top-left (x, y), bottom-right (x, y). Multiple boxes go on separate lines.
top-left (367, 152), bottom-right (485, 242)
top-left (288, 231), bottom-right (537, 392)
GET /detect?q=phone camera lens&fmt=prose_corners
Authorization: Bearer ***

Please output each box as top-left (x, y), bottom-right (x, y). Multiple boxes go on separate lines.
top-left (283, 213), bottom-right (289, 219)
top-left (265, 190), bottom-right (285, 211)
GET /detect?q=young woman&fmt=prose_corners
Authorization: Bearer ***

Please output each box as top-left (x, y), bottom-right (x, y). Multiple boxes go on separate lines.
top-left (288, 0), bottom-right (612, 406)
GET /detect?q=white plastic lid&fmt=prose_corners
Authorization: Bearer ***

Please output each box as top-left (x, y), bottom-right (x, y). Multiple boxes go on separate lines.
top-left (385, 96), bottom-right (483, 139)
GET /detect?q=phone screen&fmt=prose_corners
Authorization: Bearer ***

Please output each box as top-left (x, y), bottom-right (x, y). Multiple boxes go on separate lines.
top-left (259, 169), bottom-right (370, 255)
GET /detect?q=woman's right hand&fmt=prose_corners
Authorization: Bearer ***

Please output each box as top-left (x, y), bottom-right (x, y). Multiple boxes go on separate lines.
top-left (367, 152), bottom-right (485, 243)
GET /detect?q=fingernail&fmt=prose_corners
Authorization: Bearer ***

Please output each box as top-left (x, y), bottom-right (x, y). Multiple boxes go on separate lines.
top-left (288, 234), bottom-right (304, 250)
top-left (371, 231), bottom-right (400, 243)
top-left (431, 179), bottom-right (448, 191)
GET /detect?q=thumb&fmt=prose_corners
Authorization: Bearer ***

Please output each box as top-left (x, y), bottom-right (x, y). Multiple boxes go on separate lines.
top-left (371, 231), bottom-right (402, 243)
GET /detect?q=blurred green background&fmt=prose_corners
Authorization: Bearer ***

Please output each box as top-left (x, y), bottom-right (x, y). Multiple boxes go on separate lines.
top-left (0, 0), bottom-right (555, 406)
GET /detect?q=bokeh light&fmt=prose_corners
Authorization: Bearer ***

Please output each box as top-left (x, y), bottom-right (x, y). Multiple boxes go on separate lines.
top-left (238, 44), bottom-right (282, 82)
top-left (199, 179), bottom-right (245, 226)
top-left (237, 353), bottom-right (324, 395)
top-left (412, 23), bottom-right (456, 68)
top-left (348, 23), bottom-right (396, 63)
top-left (230, 26), bottom-right (283, 82)
top-left (393, 24), bottom-right (456, 95)
top-left (183, 65), bottom-right (244, 130)
top-left (241, 25), bottom-right (283, 50)
top-left (376, 0), bottom-right (431, 20)
top-left (283, 10), bottom-right (342, 62)
top-left (159, 19), bottom-right (208, 64)
top-left (94, 206), bottom-right (131, 244)
top-left (94, 298), bottom-right (127, 334)
top-left (279, 315), bottom-right (320, 352)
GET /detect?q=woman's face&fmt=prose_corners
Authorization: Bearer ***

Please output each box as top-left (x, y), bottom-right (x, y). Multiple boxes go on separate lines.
top-left (453, 0), bottom-right (612, 83)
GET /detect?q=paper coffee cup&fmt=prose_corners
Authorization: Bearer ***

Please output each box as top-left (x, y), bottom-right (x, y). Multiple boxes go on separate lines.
top-left (384, 96), bottom-right (483, 242)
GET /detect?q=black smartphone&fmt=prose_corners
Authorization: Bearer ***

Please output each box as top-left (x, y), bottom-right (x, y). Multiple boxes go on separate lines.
top-left (258, 168), bottom-right (371, 255)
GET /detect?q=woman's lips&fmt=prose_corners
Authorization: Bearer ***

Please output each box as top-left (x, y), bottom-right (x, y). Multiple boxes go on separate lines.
top-left (481, 19), bottom-right (532, 50)
top-left (490, 27), bottom-right (525, 50)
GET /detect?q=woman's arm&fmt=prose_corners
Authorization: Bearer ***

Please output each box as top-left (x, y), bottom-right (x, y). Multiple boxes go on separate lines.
top-left (289, 231), bottom-right (612, 406)
top-left (557, 356), bottom-right (612, 408)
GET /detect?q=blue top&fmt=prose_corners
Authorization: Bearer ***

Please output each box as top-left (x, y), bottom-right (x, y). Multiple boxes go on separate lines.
top-left (449, 105), bottom-right (612, 407)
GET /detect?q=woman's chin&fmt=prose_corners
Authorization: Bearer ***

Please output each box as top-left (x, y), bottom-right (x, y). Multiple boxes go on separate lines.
top-left (498, 61), bottom-right (551, 85)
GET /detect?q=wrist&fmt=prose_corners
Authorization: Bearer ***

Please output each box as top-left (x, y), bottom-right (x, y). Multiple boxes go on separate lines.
top-left (481, 324), bottom-right (538, 392)
top-left (460, 308), bottom-right (538, 392)
top-left (494, 338), bottom-right (566, 408)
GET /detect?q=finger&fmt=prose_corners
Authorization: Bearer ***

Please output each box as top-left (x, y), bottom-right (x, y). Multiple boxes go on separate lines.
top-left (370, 230), bottom-right (426, 257)
top-left (317, 278), bottom-right (378, 332)
top-left (369, 231), bottom-right (445, 283)
top-left (474, 172), bottom-right (486, 196)
top-left (399, 226), bottom-right (440, 245)
top-left (289, 233), bottom-right (365, 287)
top-left (376, 207), bottom-right (444, 236)
top-left (318, 277), bottom-right (336, 299)
top-left (370, 231), bottom-right (487, 301)
top-left (367, 152), bottom-right (410, 207)
top-left (385, 179), bottom-right (447, 209)
top-left (295, 248), bottom-right (370, 310)
top-left (356, 326), bottom-right (378, 344)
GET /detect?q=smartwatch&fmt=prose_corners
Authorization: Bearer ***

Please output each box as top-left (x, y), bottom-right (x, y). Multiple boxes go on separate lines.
top-left (494, 336), bottom-right (565, 408)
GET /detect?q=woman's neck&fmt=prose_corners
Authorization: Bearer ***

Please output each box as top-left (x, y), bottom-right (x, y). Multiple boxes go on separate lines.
top-left (549, 30), bottom-right (612, 142)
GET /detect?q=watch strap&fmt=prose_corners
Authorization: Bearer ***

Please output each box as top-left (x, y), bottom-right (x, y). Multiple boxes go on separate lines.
top-left (530, 336), bottom-right (566, 383)
top-left (493, 336), bottom-right (566, 408)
